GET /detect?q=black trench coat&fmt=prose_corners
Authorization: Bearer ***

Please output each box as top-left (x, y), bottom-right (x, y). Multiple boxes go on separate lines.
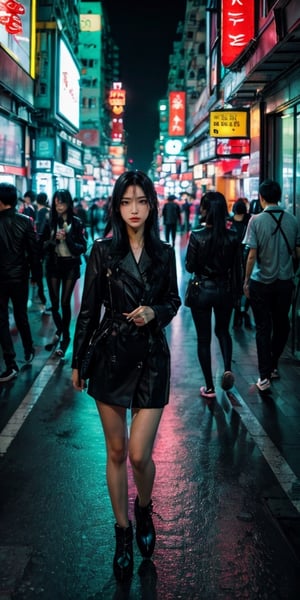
top-left (72, 238), bottom-right (181, 408)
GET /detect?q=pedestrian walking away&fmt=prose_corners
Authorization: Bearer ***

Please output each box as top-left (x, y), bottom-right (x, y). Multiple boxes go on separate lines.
top-left (243, 178), bottom-right (300, 392)
top-left (229, 198), bottom-right (252, 329)
top-left (35, 191), bottom-right (51, 313)
top-left (0, 183), bottom-right (40, 382)
top-left (43, 189), bottom-right (87, 357)
top-left (71, 170), bottom-right (181, 581)
top-left (162, 194), bottom-right (181, 246)
top-left (185, 191), bottom-right (242, 398)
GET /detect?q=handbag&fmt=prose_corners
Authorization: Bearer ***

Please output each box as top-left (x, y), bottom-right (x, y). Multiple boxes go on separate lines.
top-left (184, 276), bottom-right (201, 308)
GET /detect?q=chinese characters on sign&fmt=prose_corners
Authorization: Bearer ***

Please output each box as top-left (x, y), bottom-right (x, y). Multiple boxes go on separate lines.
top-left (108, 87), bottom-right (126, 116)
top-left (0, 0), bottom-right (25, 35)
top-left (168, 91), bottom-right (186, 137)
top-left (209, 110), bottom-right (249, 138)
top-left (221, 0), bottom-right (255, 68)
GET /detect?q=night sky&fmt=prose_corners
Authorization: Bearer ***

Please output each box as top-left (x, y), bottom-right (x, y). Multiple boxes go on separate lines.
top-left (101, 0), bottom-right (187, 173)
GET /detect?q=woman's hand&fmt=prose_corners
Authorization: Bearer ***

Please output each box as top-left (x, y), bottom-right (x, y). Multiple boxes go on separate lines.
top-left (243, 281), bottom-right (250, 299)
top-left (72, 368), bottom-right (86, 391)
top-left (123, 306), bottom-right (155, 327)
top-left (56, 229), bottom-right (66, 241)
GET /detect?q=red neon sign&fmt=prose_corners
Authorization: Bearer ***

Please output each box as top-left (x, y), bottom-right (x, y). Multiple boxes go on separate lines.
top-left (221, 0), bottom-right (255, 68)
top-left (0, 0), bottom-right (25, 35)
top-left (169, 91), bottom-right (186, 137)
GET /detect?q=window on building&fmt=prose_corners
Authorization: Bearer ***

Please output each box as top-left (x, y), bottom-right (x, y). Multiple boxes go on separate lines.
top-left (89, 97), bottom-right (97, 108)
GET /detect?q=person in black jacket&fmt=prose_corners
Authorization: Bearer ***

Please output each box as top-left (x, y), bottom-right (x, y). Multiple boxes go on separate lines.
top-left (185, 191), bottom-right (241, 398)
top-left (71, 171), bottom-right (181, 582)
top-left (43, 189), bottom-right (87, 357)
top-left (35, 192), bottom-right (50, 312)
top-left (162, 194), bottom-right (181, 246)
top-left (0, 183), bottom-right (40, 382)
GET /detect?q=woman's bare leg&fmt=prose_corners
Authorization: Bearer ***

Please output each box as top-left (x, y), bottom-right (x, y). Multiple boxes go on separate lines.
top-left (96, 401), bottom-right (129, 528)
top-left (129, 407), bottom-right (163, 506)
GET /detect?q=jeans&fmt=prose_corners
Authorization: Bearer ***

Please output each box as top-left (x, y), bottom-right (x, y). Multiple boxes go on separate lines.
top-left (0, 279), bottom-right (33, 367)
top-left (249, 278), bottom-right (294, 379)
top-left (191, 279), bottom-right (234, 389)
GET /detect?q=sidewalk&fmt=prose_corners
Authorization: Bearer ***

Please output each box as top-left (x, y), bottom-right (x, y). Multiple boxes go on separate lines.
top-left (225, 310), bottom-right (300, 557)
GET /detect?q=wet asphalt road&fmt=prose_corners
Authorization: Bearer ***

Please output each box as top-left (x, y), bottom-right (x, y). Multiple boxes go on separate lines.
top-left (1, 234), bottom-right (300, 599)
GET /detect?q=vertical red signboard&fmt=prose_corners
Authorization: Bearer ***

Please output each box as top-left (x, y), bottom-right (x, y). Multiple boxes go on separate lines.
top-left (169, 91), bottom-right (186, 137)
top-left (221, 0), bottom-right (255, 68)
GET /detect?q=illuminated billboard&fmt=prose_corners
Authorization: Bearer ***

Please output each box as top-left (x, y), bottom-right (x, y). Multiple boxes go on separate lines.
top-left (58, 38), bottom-right (80, 130)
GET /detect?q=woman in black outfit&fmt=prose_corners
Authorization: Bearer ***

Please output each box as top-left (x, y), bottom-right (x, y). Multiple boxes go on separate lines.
top-left (71, 171), bottom-right (181, 581)
top-left (185, 191), bottom-right (241, 398)
top-left (43, 189), bottom-right (87, 357)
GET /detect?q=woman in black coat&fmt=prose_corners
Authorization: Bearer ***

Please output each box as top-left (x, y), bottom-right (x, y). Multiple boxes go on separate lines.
top-left (185, 191), bottom-right (241, 398)
top-left (72, 171), bottom-right (181, 581)
top-left (43, 189), bottom-right (87, 356)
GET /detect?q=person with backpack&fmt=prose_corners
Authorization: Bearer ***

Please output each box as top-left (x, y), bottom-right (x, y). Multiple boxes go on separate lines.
top-left (243, 179), bottom-right (300, 391)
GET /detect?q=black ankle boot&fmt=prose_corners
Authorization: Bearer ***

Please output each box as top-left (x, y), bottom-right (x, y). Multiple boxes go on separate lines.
top-left (113, 521), bottom-right (133, 582)
top-left (134, 496), bottom-right (156, 558)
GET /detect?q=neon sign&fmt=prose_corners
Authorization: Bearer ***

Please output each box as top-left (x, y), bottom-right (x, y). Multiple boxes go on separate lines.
top-left (221, 0), bottom-right (255, 68)
top-left (0, 0), bottom-right (25, 35)
top-left (169, 91), bottom-right (186, 137)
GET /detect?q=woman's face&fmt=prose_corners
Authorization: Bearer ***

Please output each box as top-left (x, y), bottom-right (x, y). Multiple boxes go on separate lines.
top-left (54, 197), bottom-right (68, 218)
top-left (119, 185), bottom-right (150, 232)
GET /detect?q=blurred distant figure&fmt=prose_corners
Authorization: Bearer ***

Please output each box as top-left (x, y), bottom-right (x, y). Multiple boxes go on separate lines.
top-left (233, 196), bottom-right (250, 214)
top-left (0, 183), bottom-right (39, 382)
top-left (162, 194), bottom-right (181, 246)
top-left (35, 192), bottom-right (50, 313)
top-left (249, 196), bottom-right (262, 215)
top-left (23, 190), bottom-right (36, 220)
top-left (74, 198), bottom-right (88, 232)
top-left (229, 199), bottom-right (252, 329)
top-left (180, 191), bottom-right (192, 232)
top-left (89, 198), bottom-right (101, 240)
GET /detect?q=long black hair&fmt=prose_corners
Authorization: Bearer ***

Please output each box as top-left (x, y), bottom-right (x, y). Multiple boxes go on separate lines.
top-left (200, 191), bottom-right (229, 253)
top-left (50, 189), bottom-right (74, 229)
top-left (109, 170), bottom-right (162, 260)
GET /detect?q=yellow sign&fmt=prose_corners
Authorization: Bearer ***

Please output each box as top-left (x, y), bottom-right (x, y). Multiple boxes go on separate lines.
top-left (209, 110), bottom-right (249, 138)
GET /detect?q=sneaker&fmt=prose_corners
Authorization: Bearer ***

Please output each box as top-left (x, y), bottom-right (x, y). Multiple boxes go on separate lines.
top-left (55, 337), bottom-right (70, 358)
top-left (256, 378), bottom-right (271, 391)
top-left (221, 370), bottom-right (235, 390)
top-left (54, 347), bottom-right (65, 358)
top-left (0, 365), bottom-right (19, 382)
top-left (200, 386), bottom-right (216, 399)
top-left (24, 349), bottom-right (35, 363)
top-left (270, 369), bottom-right (280, 380)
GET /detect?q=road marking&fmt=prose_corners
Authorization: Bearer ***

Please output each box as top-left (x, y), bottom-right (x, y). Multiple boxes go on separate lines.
top-left (229, 387), bottom-right (300, 514)
top-left (0, 361), bottom-right (59, 456)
